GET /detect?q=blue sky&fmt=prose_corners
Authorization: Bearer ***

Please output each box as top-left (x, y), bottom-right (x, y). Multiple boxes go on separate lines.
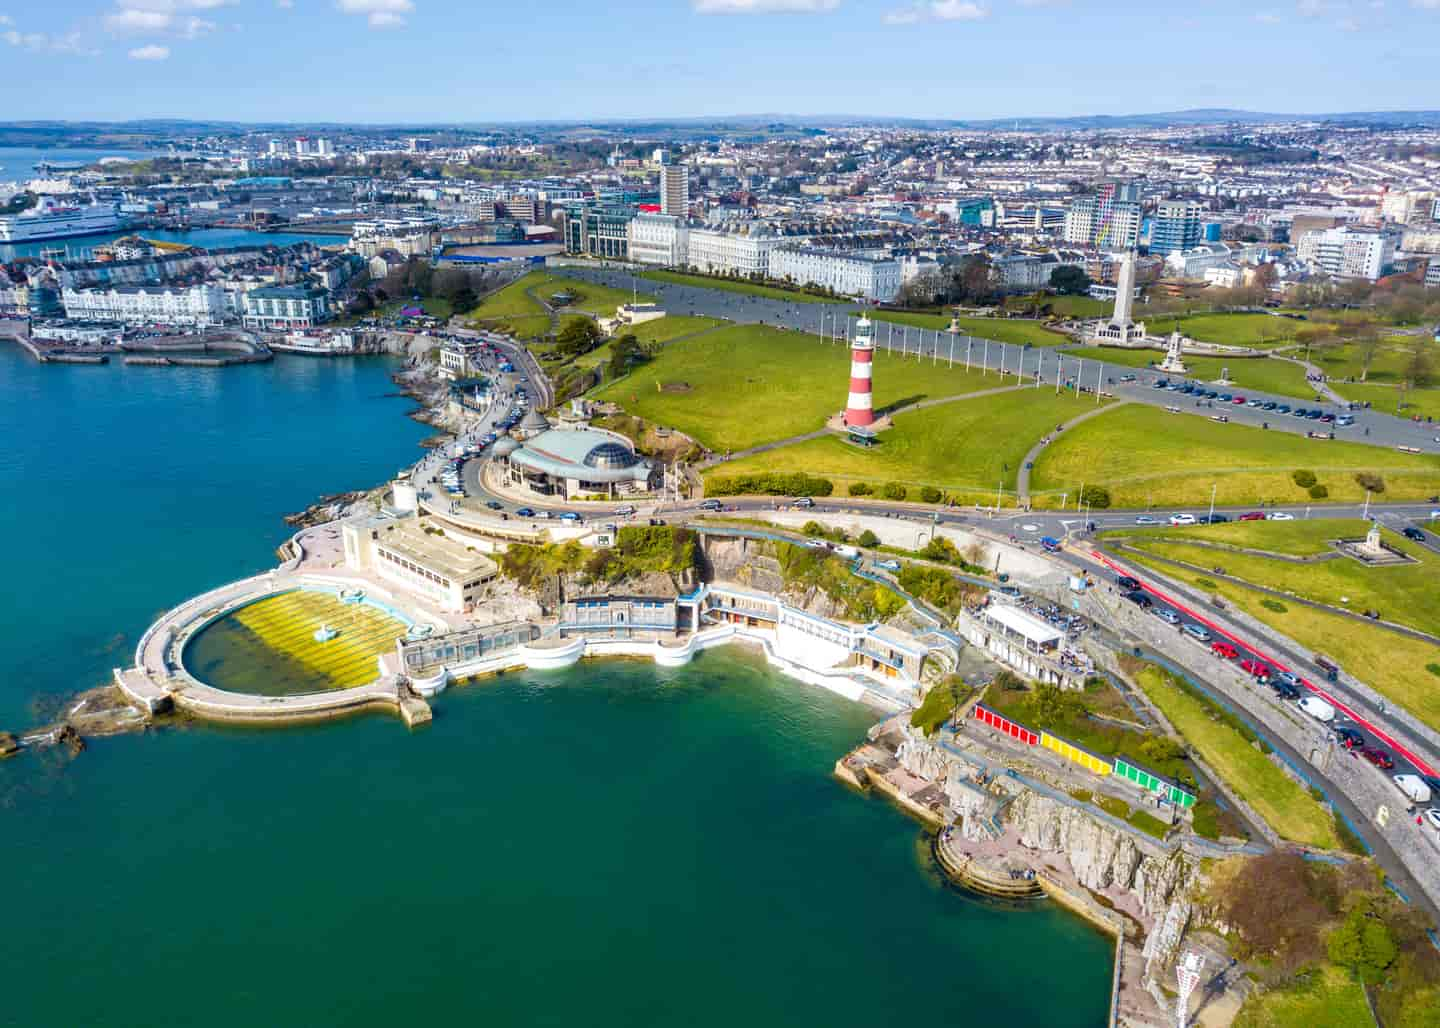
top-left (1, 1), bottom-right (1437, 123)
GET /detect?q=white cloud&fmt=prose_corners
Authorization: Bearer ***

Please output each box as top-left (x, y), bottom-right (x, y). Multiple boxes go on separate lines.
top-left (3, 25), bottom-right (99, 55)
top-left (1254, 11), bottom-right (1283, 22)
top-left (336, 0), bottom-right (415, 27)
top-left (106, 8), bottom-right (172, 31)
top-left (693, 0), bottom-right (838, 13)
top-left (129, 43), bottom-right (170, 58)
top-left (884, 0), bottom-right (987, 23)
top-left (0, 15), bottom-right (12, 25)
top-left (1297, 0), bottom-right (1325, 14)
top-left (277, 0), bottom-right (295, 7)
top-left (1412, 0), bottom-right (1439, 7)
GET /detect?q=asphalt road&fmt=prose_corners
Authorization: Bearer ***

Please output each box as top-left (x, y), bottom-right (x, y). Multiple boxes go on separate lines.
top-left (560, 265), bottom-right (1440, 455)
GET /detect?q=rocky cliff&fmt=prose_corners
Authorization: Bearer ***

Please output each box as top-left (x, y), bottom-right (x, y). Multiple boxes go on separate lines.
top-left (701, 536), bottom-right (851, 620)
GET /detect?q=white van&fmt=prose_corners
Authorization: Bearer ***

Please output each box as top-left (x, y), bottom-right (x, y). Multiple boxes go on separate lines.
top-left (1298, 695), bottom-right (1336, 722)
top-left (1394, 774), bottom-right (1433, 805)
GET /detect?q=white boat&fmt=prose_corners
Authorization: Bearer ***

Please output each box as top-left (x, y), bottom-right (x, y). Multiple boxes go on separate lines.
top-left (0, 196), bottom-right (121, 243)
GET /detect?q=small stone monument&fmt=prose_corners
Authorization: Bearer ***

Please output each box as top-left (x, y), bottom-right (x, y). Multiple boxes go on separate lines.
top-left (1157, 331), bottom-right (1189, 374)
top-left (1360, 522), bottom-right (1384, 558)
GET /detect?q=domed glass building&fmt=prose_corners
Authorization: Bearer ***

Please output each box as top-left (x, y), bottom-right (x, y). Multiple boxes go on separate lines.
top-left (500, 427), bottom-right (657, 499)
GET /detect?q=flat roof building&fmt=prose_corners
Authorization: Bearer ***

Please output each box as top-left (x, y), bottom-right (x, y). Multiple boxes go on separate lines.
top-left (342, 515), bottom-right (498, 614)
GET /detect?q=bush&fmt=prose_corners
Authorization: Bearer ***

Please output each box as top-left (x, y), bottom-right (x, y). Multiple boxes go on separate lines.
top-left (847, 481), bottom-right (873, 496)
top-left (1427, 663), bottom-right (1440, 679)
top-left (881, 482), bottom-right (908, 501)
top-left (920, 536), bottom-right (963, 564)
top-left (803, 521), bottom-right (827, 537)
top-left (919, 485), bottom-right (943, 504)
top-left (1079, 484), bottom-right (1111, 509)
top-left (1308, 483), bottom-right (1329, 499)
top-left (708, 472), bottom-right (833, 497)
top-left (1292, 469), bottom-right (1317, 488)
top-left (1354, 471), bottom-right (1386, 494)
top-left (1261, 599), bottom-right (1288, 613)
top-left (858, 530), bottom-right (880, 548)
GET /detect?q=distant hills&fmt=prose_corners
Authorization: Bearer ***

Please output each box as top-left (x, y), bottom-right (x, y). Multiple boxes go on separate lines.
top-left (3, 108), bottom-right (1440, 141)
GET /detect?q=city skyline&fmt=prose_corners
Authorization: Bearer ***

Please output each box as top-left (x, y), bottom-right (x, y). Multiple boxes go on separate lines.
top-left (2, 1), bottom-right (1439, 123)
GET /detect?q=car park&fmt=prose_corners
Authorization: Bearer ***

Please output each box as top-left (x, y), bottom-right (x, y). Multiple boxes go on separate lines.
top-left (1362, 749), bottom-right (1395, 770)
top-left (1182, 623), bottom-right (1212, 643)
top-left (1169, 513), bottom-right (1197, 525)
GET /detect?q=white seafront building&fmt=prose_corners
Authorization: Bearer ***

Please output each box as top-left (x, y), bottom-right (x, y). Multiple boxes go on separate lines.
top-left (627, 212), bottom-right (689, 267)
top-left (684, 226), bottom-right (781, 277)
top-left (769, 247), bottom-right (902, 302)
top-left (60, 283), bottom-right (227, 328)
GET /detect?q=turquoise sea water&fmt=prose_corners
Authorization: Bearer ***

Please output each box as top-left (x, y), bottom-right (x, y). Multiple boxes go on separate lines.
top-left (0, 345), bottom-right (1112, 1026)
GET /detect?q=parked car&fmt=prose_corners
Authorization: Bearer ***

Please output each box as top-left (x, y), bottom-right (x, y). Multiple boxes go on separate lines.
top-left (485, 500), bottom-right (504, 510)
top-left (875, 559), bottom-right (901, 572)
top-left (1273, 682), bottom-right (1302, 701)
top-left (1335, 726), bottom-right (1365, 750)
top-left (1403, 526), bottom-right (1426, 541)
top-left (1240, 658), bottom-right (1269, 680)
top-left (793, 497), bottom-right (815, 508)
top-left (1298, 695), bottom-right (1337, 722)
top-left (1117, 575), bottom-right (1141, 591)
top-left (698, 499), bottom-right (723, 511)
top-left (1394, 774), bottom-right (1433, 805)
top-left (1362, 749), bottom-right (1395, 770)
top-left (1268, 512), bottom-right (1295, 521)
top-left (1238, 511), bottom-right (1266, 522)
top-left (515, 507), bottom-right (535, 517)
top-left (1156, 608), bottom-right (1181, 625)
top-left (1135, 515), bottom-right (1160, 525)
top-left (613, 505), bottom-right (637, 516)
top-left (1169, 513), bottom-right (1197, 525)
top-left (1211, 641), bottom-right (1239, 660)
top-left (1424, 808), bottom-right (1440, 831)
top-left (1182, 623), bottom-right (1212, 643)
top-left (558, 512), bottom-right (580, 522)
top-left (1124, 591), bottom-right (1153, 609)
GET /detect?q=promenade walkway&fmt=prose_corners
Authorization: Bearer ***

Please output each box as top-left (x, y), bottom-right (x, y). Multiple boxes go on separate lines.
top-left (1016, 400), bottom-right (1130, 506)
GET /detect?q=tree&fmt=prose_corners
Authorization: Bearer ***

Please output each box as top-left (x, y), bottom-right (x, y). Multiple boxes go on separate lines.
top-left (947, 255), bottom-right (999, 305)
top-left (858, 529), bottom-right (880, 548)
top-left (1354, 331), bottom-right (1382, 381)
top-left (1403, 337), bottom-right (1434, 389)
top-left (607, 333), bottom-right (641, 380)
top-left (1327, 910), bottom-right (1398, 984)
top-left (1050, 264), bottom-right (1092, 296)
top-left (554, 318), bottom-right (602, 358)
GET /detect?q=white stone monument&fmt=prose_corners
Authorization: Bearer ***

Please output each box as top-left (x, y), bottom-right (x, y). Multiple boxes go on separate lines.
top-left (1360, 522), bottom-right (1384, 557)
top-left (1089, 251), bottom-right (1147, 344)
top-left (1157, 330), bottom-right (1189, 374)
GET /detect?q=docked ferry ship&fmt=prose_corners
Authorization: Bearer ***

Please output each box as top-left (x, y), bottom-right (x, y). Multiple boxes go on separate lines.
top-left (0, 197), bottom-right (121, 244)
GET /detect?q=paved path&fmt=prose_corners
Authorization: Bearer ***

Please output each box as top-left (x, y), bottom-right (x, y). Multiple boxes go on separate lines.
top-left (1270, 350), bottom-right (1347, 405)
top-left (1016, 400), bottom-right (1131, 506)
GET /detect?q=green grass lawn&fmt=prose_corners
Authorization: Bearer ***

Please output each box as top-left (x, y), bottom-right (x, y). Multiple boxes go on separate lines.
top-left (546, 276), bottom-right (655, 316)
top-left (1146, 312), bottom-right (1309, 348)
top-left (625, 314), bottom-right (723, 346)
top-left (1111, 519), bottom-right (1440, 638)
top-left (1030, 404), bottom-right (1440, 508)
top-left (637, 269), bottom-right (836, 303)
top-left (1006, 294), bottom-right (1111, 319)
top-left (1310, 336), bottom-right (1419, 384)
top-left (1331, 381), bottom-right (1440, 421)
top-left (1121, 549), bottom-right (1440, 733)
top-left (1233, 966), bottom-right (1371, 1028)
top-left (592, 323), bottom-right (1019, 452)
top-left (1132, 664), bottom-right (1339, 848)
top-left (704, 389), bottom-right (1099, 500)
top-left (469, 270), bottom-right (550, 320)
top-left (1061, 347), bottom-right (1318, 400)
top-left (871, 311), bottom-right (1072, 348)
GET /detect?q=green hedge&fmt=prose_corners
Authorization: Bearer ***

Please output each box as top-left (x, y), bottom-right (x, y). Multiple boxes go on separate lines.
top-left (708, 472), bottom-right (834, 497)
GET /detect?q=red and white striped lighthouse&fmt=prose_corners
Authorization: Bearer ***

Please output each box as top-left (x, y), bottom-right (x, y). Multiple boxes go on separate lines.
top-left (843, 314), bottom-right (875, 427)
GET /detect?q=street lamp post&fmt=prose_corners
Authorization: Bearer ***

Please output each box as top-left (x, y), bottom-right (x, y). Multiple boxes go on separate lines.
top-left (1208, 483), bottom-right (1216, 525)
